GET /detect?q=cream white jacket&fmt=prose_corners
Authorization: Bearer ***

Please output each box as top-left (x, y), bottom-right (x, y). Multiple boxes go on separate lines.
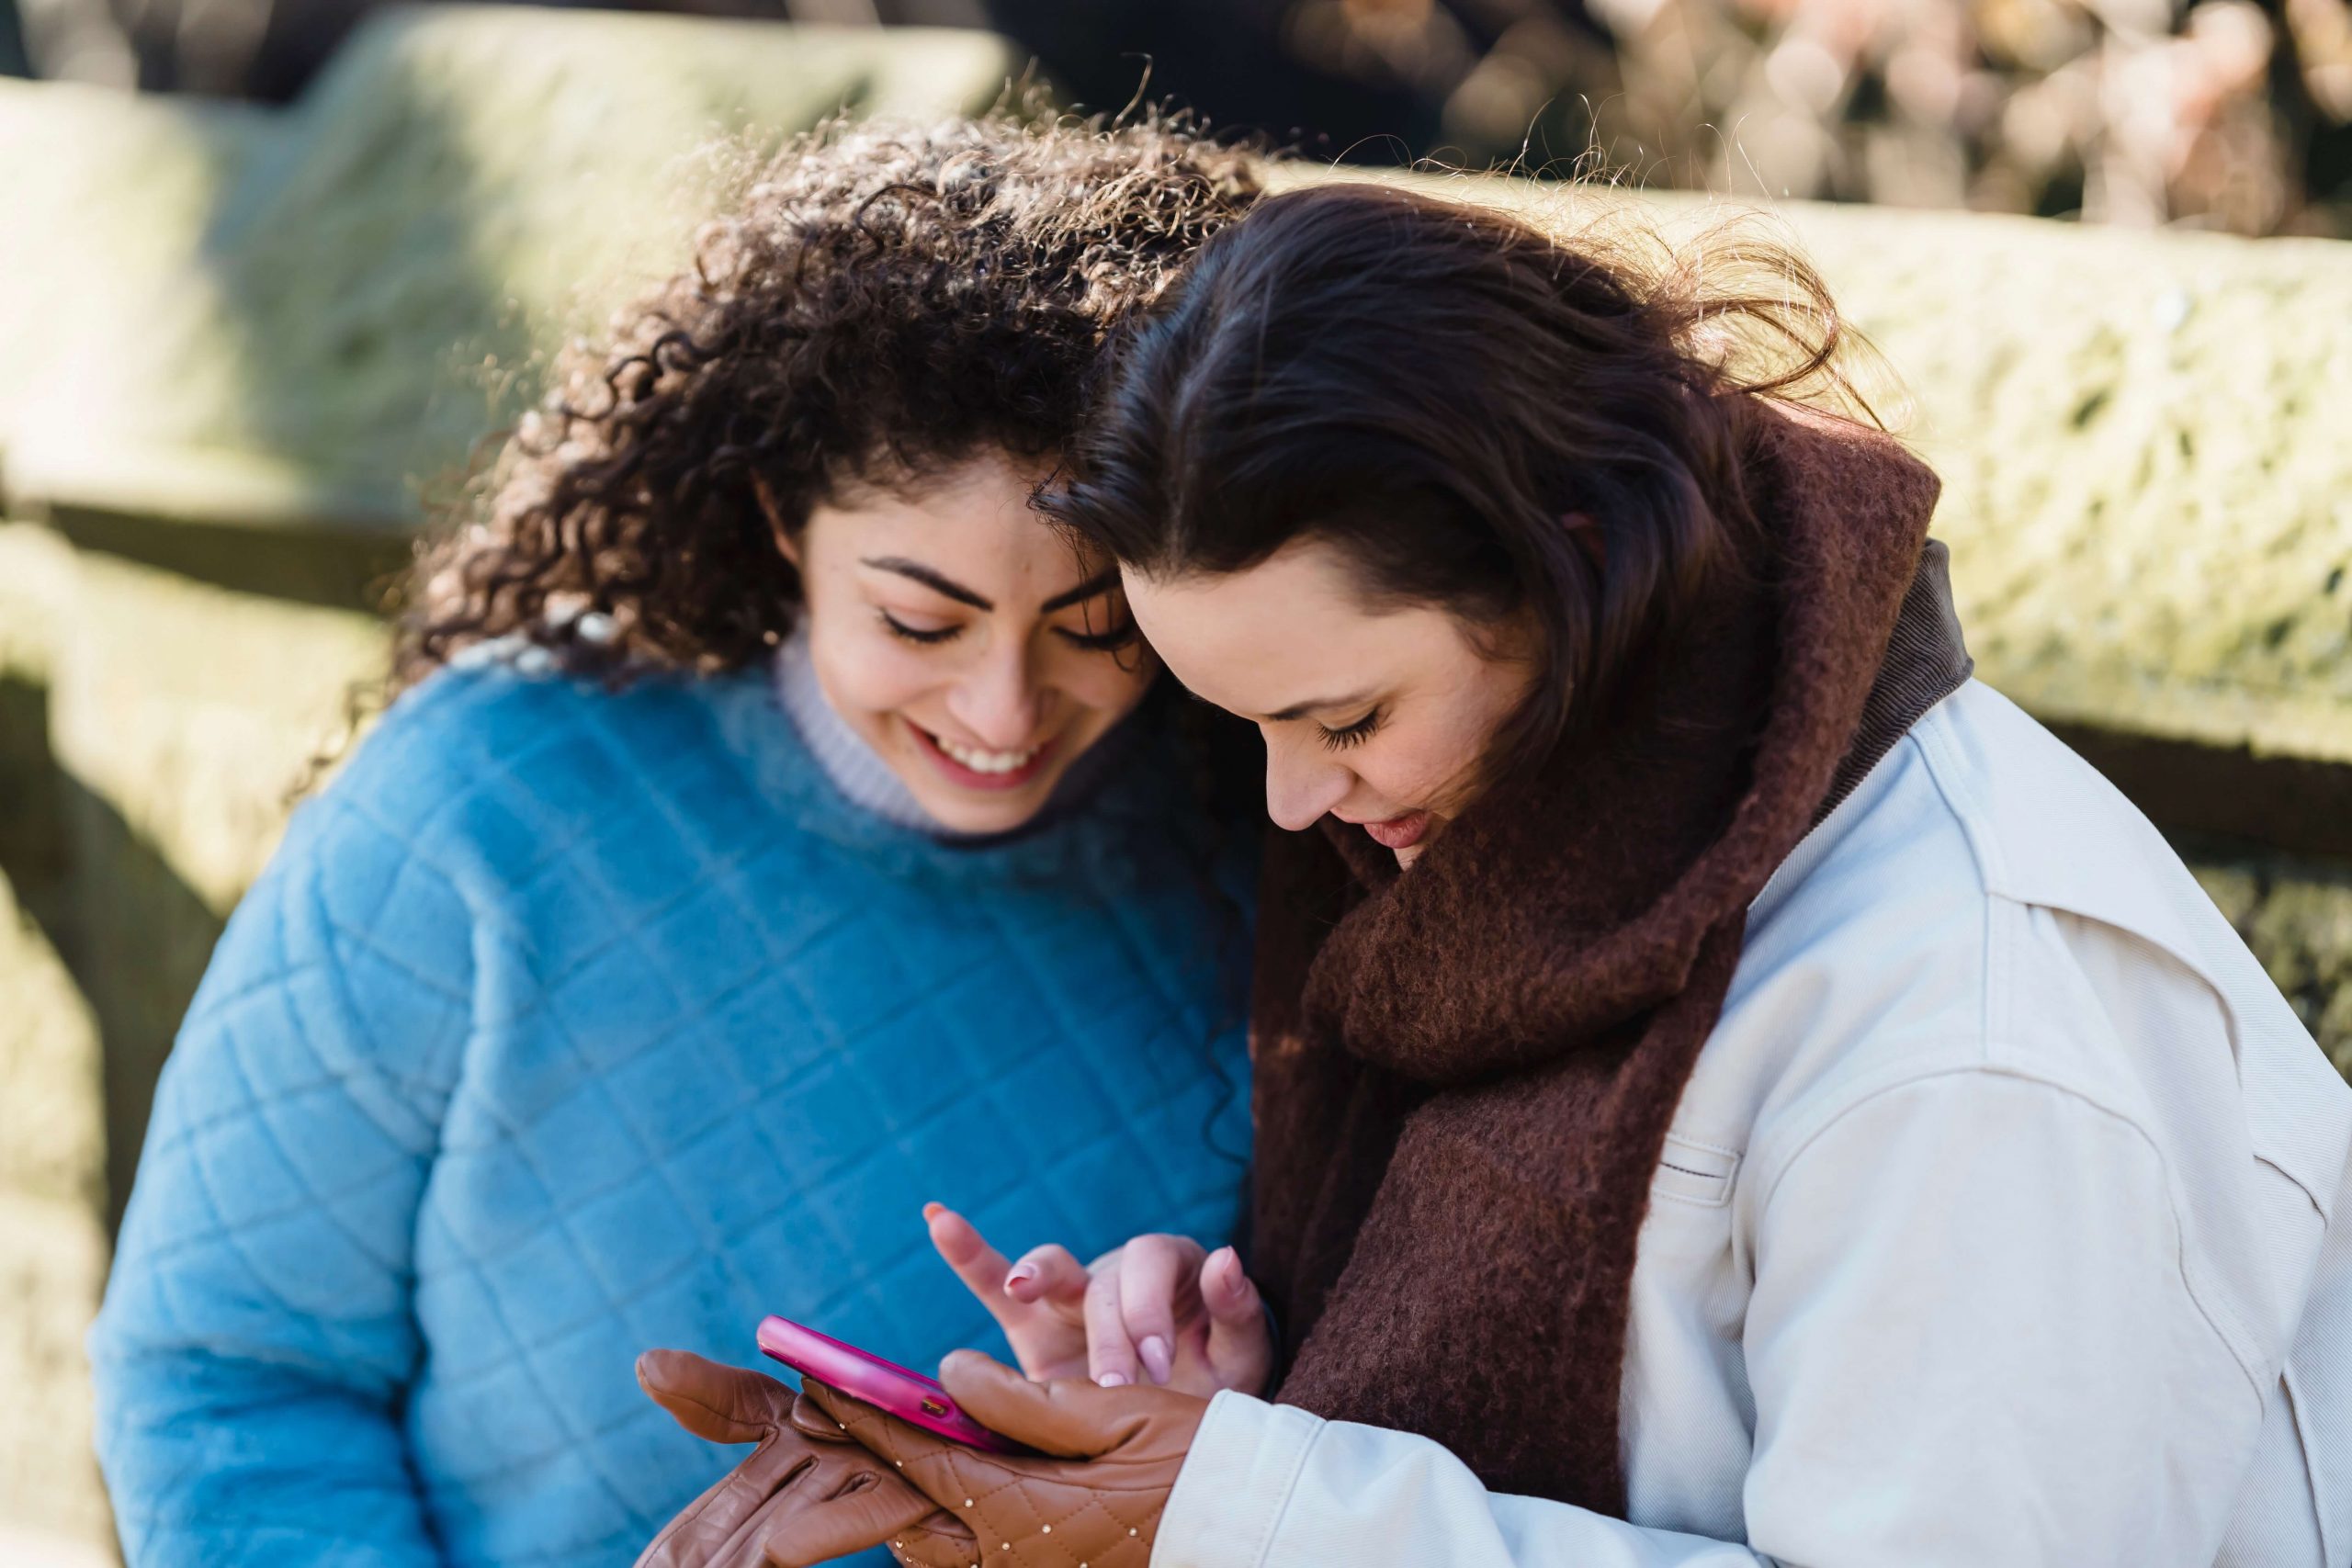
top-left (1158, 682), bottom-right (2352, 1568)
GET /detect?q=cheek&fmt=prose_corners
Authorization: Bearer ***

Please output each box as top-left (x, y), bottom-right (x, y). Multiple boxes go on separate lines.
top-left (1358, 743), bottom-right (1448, 807)
top-left (805, 613), bottom-right (941, 718)
top-left (1372, 707), bottom-right (1498, 810)
top-left (1044, 647), bottom-right (1158, 716)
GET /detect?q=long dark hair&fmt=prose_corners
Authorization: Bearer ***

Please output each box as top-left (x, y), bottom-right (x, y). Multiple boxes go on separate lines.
top-left (1045, 181), bottom-right (1880, 779)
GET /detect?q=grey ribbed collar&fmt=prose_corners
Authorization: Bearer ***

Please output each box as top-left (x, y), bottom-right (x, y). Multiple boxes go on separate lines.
top-left (772, 625), bottom-right (980, 840)
top-left (770, 624), bottom-right (1147, 844)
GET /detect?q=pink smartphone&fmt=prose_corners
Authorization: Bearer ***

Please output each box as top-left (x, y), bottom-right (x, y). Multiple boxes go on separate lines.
top-left (755, 1315), bottom-right (1029, 1454)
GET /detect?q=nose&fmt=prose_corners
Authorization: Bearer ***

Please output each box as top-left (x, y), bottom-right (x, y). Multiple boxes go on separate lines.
top-left (943, 637), bottom-right (1043, 750)
top-left (1263, 733), bottom-right (1353, 832)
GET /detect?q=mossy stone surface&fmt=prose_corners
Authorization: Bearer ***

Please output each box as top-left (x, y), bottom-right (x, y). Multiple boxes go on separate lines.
top-left (0, 845), bottom-right (110, 1559)
top-left (6, 7), bottom-right (1023, 525)
top-left (1789, 205), bottom-right (2352, 767)
top-left (0, 523), bottom-right (387, 1563)
top-left (45, 547), bottom-right (387, 915)
top-left (0, 79), bottom-right (272, 496)
top-left (0, 1186), bottom-right (111, 1565)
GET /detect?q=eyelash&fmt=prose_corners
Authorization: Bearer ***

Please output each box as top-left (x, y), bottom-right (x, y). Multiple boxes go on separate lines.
top-left (1317, 709), bottom-right (1384, 751)
top-left (1057, 620), bottom-right (1138, 653)
top-left (877, 611), bottom-right (1138, 654)
top-left (878, 611), bottom-right (957, 646)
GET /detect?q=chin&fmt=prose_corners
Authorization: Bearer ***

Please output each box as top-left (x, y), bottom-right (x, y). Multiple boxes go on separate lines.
top-left (913, 785), bottom-right (1055, 836)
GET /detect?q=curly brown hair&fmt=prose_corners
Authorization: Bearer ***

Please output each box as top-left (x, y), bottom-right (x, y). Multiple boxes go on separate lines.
top-left (391, 111), bottom-right (1264, 693)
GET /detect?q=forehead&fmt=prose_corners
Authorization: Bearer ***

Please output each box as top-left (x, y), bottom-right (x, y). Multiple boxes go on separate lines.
top-left (1125, 540), bottom-right (1458, 712)
top-left (818, 452), bottom-right (1035, 536)
top-left (808, 454), bottom-right (1099, 589)
top-left (1127, 540), bottom-right (1353, 637)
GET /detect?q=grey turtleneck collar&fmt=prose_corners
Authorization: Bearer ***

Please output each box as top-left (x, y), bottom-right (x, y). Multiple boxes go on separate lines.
top-left (772, 624), bottom-right (980, 840)
top-left (770, 623), bottom-right (1147, 843)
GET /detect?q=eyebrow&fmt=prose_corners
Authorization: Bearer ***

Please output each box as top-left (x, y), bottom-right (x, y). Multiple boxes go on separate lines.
top-left (858, 558), bottom-right (1120, 616)
top-left (1265, 690), bottom-right (1377, 723)
top-left (861, 557), bottom-right (990, 610)
top-left (1041, 570), bottom-right (1121, 614)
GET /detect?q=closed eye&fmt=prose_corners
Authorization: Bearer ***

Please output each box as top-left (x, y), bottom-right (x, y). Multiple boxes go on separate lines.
top-left (1054, 619), bottom-right (1139, 653)
top-left (1317, 708), bottom-right (1383, 750)
top-left (879, 610), bottom-right (960, 645)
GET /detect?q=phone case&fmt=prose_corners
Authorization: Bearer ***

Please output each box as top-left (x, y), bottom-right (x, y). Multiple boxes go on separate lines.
top-left (755, 1315), bottom-right (1029, 1454)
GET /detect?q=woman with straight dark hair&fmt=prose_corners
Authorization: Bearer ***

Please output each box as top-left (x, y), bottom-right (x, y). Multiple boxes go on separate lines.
top-left (652, 181), bottom-right (2352, 1566)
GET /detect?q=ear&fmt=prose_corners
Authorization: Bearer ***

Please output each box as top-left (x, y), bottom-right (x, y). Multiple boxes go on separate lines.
top-left (752, 472), bottom-right (801, 567)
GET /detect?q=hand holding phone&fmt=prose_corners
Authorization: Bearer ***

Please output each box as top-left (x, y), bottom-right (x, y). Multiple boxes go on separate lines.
top-left (755, 1315), bottom-right (1030, 1454)
top-left (632, 1348), bottom-right (955, 1568)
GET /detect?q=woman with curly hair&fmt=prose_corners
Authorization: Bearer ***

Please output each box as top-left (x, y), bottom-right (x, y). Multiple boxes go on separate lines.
top-left (87, 114), bottom-right (1265, 1568)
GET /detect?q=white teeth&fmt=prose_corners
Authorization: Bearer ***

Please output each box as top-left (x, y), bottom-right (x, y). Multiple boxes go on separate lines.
top-left (934, 735), bottom-right (1040, 775)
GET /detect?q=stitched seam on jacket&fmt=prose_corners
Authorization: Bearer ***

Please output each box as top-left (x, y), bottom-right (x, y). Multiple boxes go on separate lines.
top-left (2280, 1361), bottom-right (2337, 1565)
top-left (1905, 712), bottom-right (2006, 1057)
top-left (1250, 1405), bottom-right (1328, 1568)
top-left (1754, 1058), bottom-right (2269, 1403)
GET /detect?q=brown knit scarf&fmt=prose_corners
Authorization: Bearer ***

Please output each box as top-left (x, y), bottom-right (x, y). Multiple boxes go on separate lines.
top-left (1247, 408), bottom-right (1958, 1513)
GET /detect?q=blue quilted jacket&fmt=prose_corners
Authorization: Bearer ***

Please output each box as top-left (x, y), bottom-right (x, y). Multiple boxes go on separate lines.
top-left (88, 667), bottom-right (1253, 1568)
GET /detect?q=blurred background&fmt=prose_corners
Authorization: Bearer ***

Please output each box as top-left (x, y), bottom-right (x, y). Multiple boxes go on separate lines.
top-left (2, 1), bottom-right (2349, 1563)
top-left (9, 0), bottom-right (2352, 232)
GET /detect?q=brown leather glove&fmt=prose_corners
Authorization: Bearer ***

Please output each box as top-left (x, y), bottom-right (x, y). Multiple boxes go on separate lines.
top-left (803, 1350), bottom-right (1206, 1568)
top-left (632, 1349), bottom-right (963, 1568)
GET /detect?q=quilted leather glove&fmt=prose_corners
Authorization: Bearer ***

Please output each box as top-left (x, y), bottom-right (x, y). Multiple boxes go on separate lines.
top-left (803, 1349), bottom-right (1206, 1568)
top-left (633, 1349), bottom-right (962, 1568)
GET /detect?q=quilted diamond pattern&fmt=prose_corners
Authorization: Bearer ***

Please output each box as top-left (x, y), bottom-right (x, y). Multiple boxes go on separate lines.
top-left (89, 668), bottom-right (1254, 1568)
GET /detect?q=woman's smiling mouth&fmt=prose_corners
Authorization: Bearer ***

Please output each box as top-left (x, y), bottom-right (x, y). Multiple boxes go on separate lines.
top-left (908, 719), bottom-right (1058, 791)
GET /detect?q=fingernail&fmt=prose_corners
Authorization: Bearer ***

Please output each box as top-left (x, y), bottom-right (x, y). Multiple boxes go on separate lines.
top-left (1096, 1371), bottom-right (1130, 1388)
top-left (1139, 1336), bottom-right (1173, 1383)
top-left (922, 1201), bottom-right (945, 1222)
top-left (1003, 1264), bottom-right (1037, 1294)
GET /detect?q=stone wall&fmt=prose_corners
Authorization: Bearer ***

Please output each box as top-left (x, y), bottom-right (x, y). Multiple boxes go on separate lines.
top-left (1, 17), bottom-right (2347, 1563)
top-left (0, 532), bottom-right (389, 1565)
top-left (3, 6), bottom-right (1028, 522)
top-left (0, 526), bottom-right (116, 1568)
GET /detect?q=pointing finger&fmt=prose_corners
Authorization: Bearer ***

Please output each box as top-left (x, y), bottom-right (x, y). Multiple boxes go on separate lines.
top-left (924, 1204), bottom-right (1020, 1324)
